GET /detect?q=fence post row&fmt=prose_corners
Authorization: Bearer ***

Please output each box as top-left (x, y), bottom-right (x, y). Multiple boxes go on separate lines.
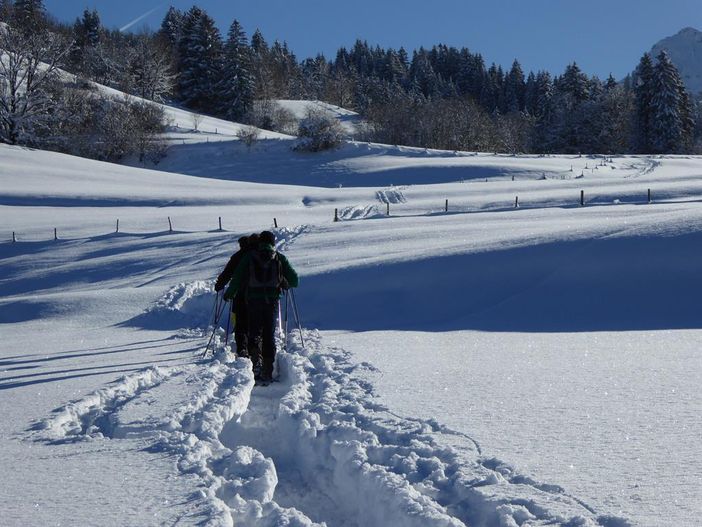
top-left (2, 188), bottom-right (672, 243)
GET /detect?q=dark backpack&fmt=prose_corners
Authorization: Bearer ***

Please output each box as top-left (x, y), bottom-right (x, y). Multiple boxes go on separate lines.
top-left (248, 249), bottom-right (283, 290)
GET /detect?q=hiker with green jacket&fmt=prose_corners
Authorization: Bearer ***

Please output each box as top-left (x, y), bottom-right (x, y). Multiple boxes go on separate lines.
top-left (224, 230), bottom-right (298, 381)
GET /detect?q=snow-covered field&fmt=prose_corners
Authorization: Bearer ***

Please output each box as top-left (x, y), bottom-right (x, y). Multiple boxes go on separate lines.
top-left (1, 111), bottom-right (701, 526)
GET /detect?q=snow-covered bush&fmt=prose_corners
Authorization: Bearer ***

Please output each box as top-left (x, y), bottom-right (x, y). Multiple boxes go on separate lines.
top-left (236, 125), bottom-right (260, 149)
top-left (294, 108), bottom-right (345, 152)
top-left (246, 100), bottom-right (296, 134)
top-left (44, 87), bottom-right (166, 163)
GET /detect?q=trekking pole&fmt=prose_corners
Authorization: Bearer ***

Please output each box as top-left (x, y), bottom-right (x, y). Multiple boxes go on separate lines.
top-left (284, 290), bottom-right (289, 352)
top-left (224, 301), bottom-right (232, 348)
top-left (202, 297), bottom-right (228, 358)
top-left (208, 290), bottom-right (221, 327)
top-left (290, 289), bottom-right (306, 350)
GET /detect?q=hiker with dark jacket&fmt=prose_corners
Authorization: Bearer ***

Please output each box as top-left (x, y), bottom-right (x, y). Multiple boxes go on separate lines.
top-left (215, 234), bottom-right (258, 356)
top-left (224, 231), bottom-right (298, 381)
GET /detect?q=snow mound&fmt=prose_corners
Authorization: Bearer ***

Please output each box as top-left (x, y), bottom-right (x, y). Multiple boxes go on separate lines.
top-left (123, 280), bottom-right (216, 330)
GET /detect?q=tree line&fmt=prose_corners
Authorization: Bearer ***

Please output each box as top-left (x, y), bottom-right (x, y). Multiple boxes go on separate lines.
top-left (1, 0), bottom-right (701, 157)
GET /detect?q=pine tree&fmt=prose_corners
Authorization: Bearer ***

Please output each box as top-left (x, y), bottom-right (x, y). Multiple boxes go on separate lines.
top-left (504, 59), bottom-right (525, 113)
top-left (650, 51), bottom-right (690, 153)
top-left (12, 0), bottom-right (44, 30)
top-left (480, 64), bottom-right (503, 112)
top-left (633, 53), bottom-right (655, 153)
top-left (409, 48), bottom-right (439, 98)
top-left (0, 0), bottom-right (13, 22)
top-left (217, 19), bottom-right (255, 120)
top-left (177, 6), bottom-right (223, 112)
top-left (559, 63), bottom-right (589, 102)
top-left (69, 9), bottom-right (105, 81)
top-left (532, 71), bottom-right (554, 151)
top-left (159, 7), bottom-right (184, 48)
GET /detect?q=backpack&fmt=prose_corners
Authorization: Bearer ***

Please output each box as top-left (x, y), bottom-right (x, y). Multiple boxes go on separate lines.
top-left (248, 249), bottom-right (283, 290)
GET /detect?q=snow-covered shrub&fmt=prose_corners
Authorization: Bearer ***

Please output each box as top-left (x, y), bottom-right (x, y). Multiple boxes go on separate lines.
top-left (43, 87), bottom-right (166, 163)
top-left (294, 108), bottom-right (345, 152)
top-left (246, 100), bottom-right (296, 134)
top-left (236, 125), bottom-right (260, 149)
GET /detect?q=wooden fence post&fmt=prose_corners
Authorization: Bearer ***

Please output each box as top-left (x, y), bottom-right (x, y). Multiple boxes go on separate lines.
top-left (54, 228), bottom-right (57, 240)
top-left (12, 231), bottom-right (16, 243)
top-left (580, 190), bottom-right (584, 206)
top-left (168, 217), bottom-right (173, 232)
top-left (334, 208), bottom-right (339, 222)
top-left (116, 219), bottom-right (119, 233)
top-left (219, 216), bottom-right (222, 231)
top-left (273, 218), bottom-right (278, 228)
top-left (386, 202), bottom-right (390, 216)
top-left (515, 196), bottom-right (519, 208)
top-left (648, 189), bottom-right (652, 204)
top-left (445, 199), bottom-right (448, 212)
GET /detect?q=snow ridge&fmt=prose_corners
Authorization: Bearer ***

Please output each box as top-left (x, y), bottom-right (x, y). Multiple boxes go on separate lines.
top-left (33, 366), bottom-right (177, 441)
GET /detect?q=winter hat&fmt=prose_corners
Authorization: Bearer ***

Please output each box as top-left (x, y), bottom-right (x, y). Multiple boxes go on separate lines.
top-left (260, 231), bottom-right (276, 246)
top-left (238, 236), bottom-right (249, 249)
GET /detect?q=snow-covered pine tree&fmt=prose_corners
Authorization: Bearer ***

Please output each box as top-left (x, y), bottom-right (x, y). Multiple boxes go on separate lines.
top-left (250, 29), bottom-right (274, 99)
top-left (217, 19), bottom-right (255, 121)
top-left (650, 50), bottom-right (691, 153)
top-left (157, 6), bottom-right (184, 66)
top-left (633, 53), bottom-right (655, 153)
top-left (409, 48), bottom-right (439, 98)
top-left (177, 6), bottom-right (223, 112)
top-left (159, 7), bottom-right (184, 49)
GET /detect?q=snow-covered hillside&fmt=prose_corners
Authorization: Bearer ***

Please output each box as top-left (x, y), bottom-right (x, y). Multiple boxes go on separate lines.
top-left (2, 125), bottom-right (702, 527)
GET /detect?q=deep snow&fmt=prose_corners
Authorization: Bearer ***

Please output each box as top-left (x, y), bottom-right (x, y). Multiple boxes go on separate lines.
top-left (1, 106), bottom-right (702, 526)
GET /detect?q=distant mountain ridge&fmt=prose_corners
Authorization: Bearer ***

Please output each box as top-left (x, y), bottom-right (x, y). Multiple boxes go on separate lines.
top-left (650, 27), bottom-right (702, 95)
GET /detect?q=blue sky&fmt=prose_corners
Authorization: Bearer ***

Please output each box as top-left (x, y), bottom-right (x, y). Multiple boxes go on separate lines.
top-left (44, 0), bottom-right (702, 78)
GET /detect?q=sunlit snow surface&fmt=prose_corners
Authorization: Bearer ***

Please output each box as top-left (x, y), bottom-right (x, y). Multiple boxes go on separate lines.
top-left (1, 127), bottom-right (701, 527)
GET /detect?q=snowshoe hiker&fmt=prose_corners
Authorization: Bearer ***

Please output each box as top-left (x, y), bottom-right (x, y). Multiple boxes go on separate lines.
top-left (215, 234), bottom-right (257, 356)
top-left (224, 230), bottom-right (298, 382)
